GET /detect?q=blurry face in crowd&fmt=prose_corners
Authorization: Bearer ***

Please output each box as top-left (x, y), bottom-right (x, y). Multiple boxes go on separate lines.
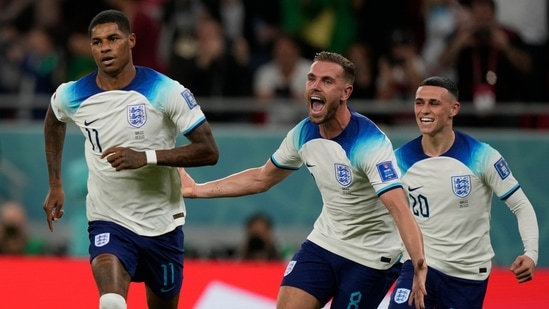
top-left (0, 203), bottom-right (28, 255)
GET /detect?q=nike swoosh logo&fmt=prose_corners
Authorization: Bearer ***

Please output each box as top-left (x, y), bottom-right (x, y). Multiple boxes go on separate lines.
top-left (84, 119), bottom-right (99, 126)
top-left (408, 186), bottom-right (423, 192)
top-left (160, 285), bottom-right (176, 293)
top-left (305, 162), bottom-right (316, 167)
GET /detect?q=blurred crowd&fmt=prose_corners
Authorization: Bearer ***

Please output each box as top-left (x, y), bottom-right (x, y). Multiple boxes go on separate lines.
top-left (1, 0), bottom-right (548, 258)
top-left (1, 0), bottom-right (548, 127)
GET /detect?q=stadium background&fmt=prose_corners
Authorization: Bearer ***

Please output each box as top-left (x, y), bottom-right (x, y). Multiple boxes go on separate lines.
top-left (1, 120), bottom-right (548, 308)
top-left (1, 0), bottom-right (548, 307)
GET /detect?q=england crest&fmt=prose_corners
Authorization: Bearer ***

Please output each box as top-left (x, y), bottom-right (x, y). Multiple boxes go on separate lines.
top-left (334, 163), bottom-right (352, 187)
top-left (452, 175), bottom-right (471, 198)
top-left (393, 288), bottom-right (410, 304)
top-left (284, 261), bottom-right (296, 277)
top-left (94, 232), bottom-right (110, 247)
top-left (127, 103), bottom-right (147, 128)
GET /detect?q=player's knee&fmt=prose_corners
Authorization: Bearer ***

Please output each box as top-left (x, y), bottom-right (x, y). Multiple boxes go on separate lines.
top-left (99, 293), bottom-right (126, 309)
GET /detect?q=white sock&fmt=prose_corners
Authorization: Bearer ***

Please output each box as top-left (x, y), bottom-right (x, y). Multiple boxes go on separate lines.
top-left (99, 293), bottom-right (126, 309)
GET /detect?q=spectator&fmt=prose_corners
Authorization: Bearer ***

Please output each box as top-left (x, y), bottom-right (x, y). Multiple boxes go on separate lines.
top-left (0, 23), bottom-right (24, 118)
top-left (344, 42), bottom-right (375, 100)
top-left (254, 33), bottom-right (311, 101)
top-left (20, 26), bottom-right (63, 94)
top-left (494, 0), bottom-right (547, 99)
top-left (354, 0), bottom-right (424, 66)
top-left (376, 28), bottom-right (426, 102)
top-left (169, 17), bottom-right (253, 122)
top-left (438, 0), bottom-right (531, 127)
top-left (63, 31), bottom-right (96, 81)
top-left (18, 26), bottom-right (64, 119)
top-left (345, 41), bottom-right (391, 126)
top-left (57, 0), bottom-right (110, 81)
top-left (200, 0), bottom-right (246, 42)
top-left (0, 201), bottom-right (45, 255)
top-left (200, 0), bottom-right (283, 71)
top-left (241, 0), bottom-right (282, 70)
top-left (238, 212), bottom-right (281, 261)
top-left (494, 0), bottom-right (549, 128)
top-left (421, 0), bottom-right (468, 78)
top-left (253, 33), bottom-right (312, 124)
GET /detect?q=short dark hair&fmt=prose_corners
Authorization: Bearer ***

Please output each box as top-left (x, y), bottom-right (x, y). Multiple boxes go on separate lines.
top-left (88, 10), bottom-right (131, 37)
top-left (419, 76), bottom-right (459, 100)
top-left (313, 51), bottom-right (355, 84)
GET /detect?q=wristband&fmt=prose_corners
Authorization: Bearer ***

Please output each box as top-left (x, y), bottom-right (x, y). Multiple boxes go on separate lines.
top-left (145, 150), bottom-right (157, 165)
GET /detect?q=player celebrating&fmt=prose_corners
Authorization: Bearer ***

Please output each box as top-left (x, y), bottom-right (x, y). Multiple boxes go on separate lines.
top-left (43, 9), bottom-right (219, 309)
top-left (180, 51), bottom-right (427, 309)
top-left (389, 76), bottom-right (538, 309)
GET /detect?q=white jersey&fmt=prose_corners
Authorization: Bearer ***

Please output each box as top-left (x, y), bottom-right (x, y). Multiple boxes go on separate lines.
top-left (51, 66), bottom-right (206, 236)
top-left (272, 110), bottom-right (404, 270)
top-left (395, 130), bottom-right (538, 280)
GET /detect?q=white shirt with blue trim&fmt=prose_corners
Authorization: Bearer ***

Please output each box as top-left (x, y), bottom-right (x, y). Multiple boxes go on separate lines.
top-left (272, 110), bottom-right (404, 270)
top-left (395, 130), bottom-right (538, 280)
top-left (51, 66), bottom-right (206, 236)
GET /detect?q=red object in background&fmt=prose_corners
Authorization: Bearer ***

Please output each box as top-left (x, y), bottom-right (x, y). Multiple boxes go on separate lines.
top-left (0, 257), bottom-right (547, 308)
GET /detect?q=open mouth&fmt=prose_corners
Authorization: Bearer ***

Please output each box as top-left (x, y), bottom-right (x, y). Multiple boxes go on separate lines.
top-left (310, 96), bottom-right (325, 113)
top-left (101, 56), bottom-right (115, 65)
top-left (420, 117), bottom-right (434, 123)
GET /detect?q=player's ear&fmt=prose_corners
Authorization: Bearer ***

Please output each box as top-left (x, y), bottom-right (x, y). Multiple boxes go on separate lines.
top-left (128, 33), bottom-right (136, 48)
top-left (342, 84), bottom-right (353, 101)
top-left (450, 101), bottom-right (460, 117)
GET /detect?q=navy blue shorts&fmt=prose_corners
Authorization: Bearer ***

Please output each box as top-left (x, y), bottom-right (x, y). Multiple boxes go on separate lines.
top-left (389, 260), bottom-right (488, 309)
top-left (88, 220), bottom-right (185, 299)
top-left (281, 240), bottom-right (401, 309)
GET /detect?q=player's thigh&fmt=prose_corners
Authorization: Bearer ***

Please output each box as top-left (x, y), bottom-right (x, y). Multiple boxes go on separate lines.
top-left (277, 285), bottom-right (323, 309)
top-left (138, 226), bottom-right (184, 299)
top-left (145, 285), bottom-right (180, 309)
top-left (437, 272), bottom-right (488, 309)
top-left (330, 260), bottom-right (401, 309)
top-left (89, 220), bottom-right (136, 296)
top-left (280, 240), bottom-right (337, 306)
top-left (91, 253), bottom-right (132, 297)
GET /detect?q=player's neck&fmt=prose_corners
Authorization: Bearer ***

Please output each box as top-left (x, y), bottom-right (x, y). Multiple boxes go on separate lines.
top-left (96, 65), bottom-right (137, 90)
top-left (421, 129), bottom-right (455, 157)
top-left (319, 107), bottom-right (351, 139)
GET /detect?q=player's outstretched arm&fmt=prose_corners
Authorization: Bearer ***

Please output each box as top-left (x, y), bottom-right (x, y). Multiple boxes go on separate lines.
top-left (180, 159), bottom-right (293, 199)
top-left (180, 167), bottom-right (197, 198)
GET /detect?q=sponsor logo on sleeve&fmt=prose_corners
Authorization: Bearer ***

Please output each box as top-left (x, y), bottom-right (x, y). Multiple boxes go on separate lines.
top-left (181, 89), bottom-right (198, 109)
top-left (494, 157), bottom-right (511, 180)
top-left (376, 161), bottom-right (398, 182)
